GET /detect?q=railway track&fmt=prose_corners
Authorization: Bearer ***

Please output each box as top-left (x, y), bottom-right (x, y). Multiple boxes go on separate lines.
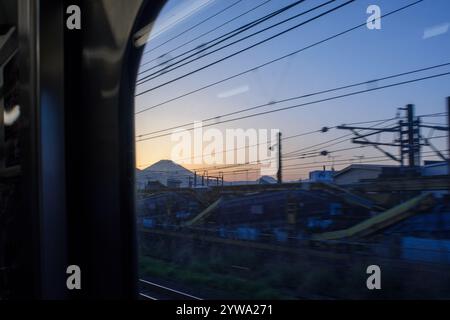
top-left (139, 279), bottom-right (203, 300)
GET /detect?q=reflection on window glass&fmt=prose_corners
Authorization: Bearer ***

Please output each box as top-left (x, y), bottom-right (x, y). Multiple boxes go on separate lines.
top-left (135, 0), bottom-right (450, 299)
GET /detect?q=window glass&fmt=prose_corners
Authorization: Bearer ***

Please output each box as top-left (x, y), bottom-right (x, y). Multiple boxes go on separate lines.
top-left (136, 0), bottom-right (450, 299)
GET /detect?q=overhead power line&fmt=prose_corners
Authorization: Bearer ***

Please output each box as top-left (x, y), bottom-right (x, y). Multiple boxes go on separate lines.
top-left (281, 151), bottom-right (446, 172)
top-left (136, 70), bottom-right (450, 142)
top-left (137, 128), bottom-right (322, 168)
top-left (139, 0), bottom-right (305, 74)
top-left (134, 0), bottom-right (425, 112)
top-left (149, 120), bottom-right (390, 171)
top-left (283, 145), bottom-right (370, 161)
top-left (137, 0), bottom-right (335, 82)
top-left (135, 0), bottom-right (356, 95)
top-left (141, 0), bottom-right (246, 58)
top-left (211, 151), bottom-right (445, 175)
top-left (139, 0), bottom-right (273, 69)
top-left (162, 119), bottom-right (396, 171)
top-left (138, 121), bottom-right (370, 169)
top-left (420, 112), bottom-right (448, 118)
top-left (284, 118), bottom-right (399, 156)
top-left (136, 63), bottom-right (449, 138)
top-left (285, 112), bottom-right (446, 157)
top-left (137, 113), bottom-right (442, 170)
top-left (207, 121), bottom-right (398, 172)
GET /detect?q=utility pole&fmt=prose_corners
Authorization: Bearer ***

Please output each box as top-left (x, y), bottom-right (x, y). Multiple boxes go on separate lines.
top-left (447, 97), bottom-right (450, 173)
top-left (277, 132), bottom-right (282, 184)
top-left (398, 104), bottom-right (421, 167)
top-left (406, 104), bottom-right (420, 167)
top-left (399, 118), bottom-right (405, 166)
top-left (407, 104), bottom-right (414, 167)
top-left (338, 102), bottom-right (448, 170)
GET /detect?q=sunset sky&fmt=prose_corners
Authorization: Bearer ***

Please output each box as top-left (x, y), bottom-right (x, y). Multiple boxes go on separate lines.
top-left (134, 0), bottom-right (450, 181)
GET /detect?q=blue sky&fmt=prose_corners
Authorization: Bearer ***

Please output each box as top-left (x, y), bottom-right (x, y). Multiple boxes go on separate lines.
top-left (135, 0), bottom-right (450, 180)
